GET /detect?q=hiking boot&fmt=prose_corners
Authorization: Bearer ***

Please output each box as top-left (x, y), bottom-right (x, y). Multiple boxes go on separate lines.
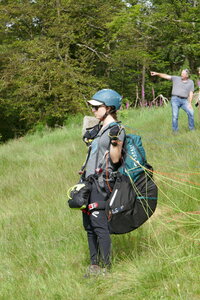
top-left (84, 264), bottom-right (101, 278)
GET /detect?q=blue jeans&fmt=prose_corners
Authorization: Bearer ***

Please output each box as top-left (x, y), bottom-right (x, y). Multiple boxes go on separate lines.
top-left (171, 96), bottom-right (195, 131)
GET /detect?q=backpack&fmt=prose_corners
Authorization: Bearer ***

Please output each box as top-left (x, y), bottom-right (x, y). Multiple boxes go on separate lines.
top-left (105, 132), bottom-right (158, 234)
top-left (119, 134), bottom-right (147, 183)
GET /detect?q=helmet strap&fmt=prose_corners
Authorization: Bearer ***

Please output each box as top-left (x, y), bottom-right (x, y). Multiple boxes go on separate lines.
top-left (100, 111), bottom-right (108, 121)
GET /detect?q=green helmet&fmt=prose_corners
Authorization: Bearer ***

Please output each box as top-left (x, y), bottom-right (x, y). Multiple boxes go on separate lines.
top-left (88, 89), bottom-right (122, 111)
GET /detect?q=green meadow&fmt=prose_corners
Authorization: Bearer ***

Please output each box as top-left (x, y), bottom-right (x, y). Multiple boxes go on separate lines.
top-left (1, 105), bottom-right (200, 300)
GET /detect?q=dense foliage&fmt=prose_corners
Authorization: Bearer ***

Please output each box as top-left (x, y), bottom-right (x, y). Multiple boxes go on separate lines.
top-left (0, 0), bottom-right (200, 141)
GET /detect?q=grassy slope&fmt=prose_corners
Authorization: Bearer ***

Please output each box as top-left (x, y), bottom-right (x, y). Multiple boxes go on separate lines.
top-left (0, 106), bottom-right (200, 300)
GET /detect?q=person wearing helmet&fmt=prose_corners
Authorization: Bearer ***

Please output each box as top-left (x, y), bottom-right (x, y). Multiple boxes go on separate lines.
top-left (82, 89), bottom-right (125, 277)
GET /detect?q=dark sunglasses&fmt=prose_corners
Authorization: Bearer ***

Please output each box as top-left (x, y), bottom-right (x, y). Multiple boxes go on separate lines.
top-left (91, 105), bottom-right (104, 111)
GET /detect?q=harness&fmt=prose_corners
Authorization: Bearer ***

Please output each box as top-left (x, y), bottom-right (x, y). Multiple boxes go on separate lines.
top-left (81, 122), bottom-right (123, 194)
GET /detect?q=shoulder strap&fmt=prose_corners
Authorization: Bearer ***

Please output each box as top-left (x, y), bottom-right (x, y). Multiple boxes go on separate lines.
top-left (82, 122), bottom-right (101, 145)
top-left (94, 122), bottom-right (123, 172)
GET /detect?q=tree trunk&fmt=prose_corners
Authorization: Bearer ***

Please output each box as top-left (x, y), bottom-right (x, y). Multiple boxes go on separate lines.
top-left (141, 64), bottom-right (146, 105)
top-left (56, 0), bottom-right (61, 18)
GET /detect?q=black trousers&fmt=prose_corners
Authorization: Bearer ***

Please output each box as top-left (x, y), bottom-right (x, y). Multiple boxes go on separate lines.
top-left (82, 183), bottom-right (111, 267)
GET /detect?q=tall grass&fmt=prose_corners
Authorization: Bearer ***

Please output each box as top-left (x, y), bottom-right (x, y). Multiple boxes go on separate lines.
top-left (0, 105), bottom-right (200, 300)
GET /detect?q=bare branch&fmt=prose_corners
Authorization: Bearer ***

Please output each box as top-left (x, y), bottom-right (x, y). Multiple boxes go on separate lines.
top-left (87, 23), bottom-right (105, 31)
top-left (76, 43), bottom-right (109, 59)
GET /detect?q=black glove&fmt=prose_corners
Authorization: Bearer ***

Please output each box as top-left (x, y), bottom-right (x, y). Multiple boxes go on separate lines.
top-left (195, 102), bottom-right (199, 107)
top-left (109, 125), bottom-right (121, 146)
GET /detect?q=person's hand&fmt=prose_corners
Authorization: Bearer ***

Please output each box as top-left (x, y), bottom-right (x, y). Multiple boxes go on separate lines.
top-left (188, 103), bottom-right (193, 110)
top-left (109, 125), bottom-right (121, 146)
top-left (150, 71), bottom-right (157, 76)
top-left (109, 125), bottom-right (120, 137)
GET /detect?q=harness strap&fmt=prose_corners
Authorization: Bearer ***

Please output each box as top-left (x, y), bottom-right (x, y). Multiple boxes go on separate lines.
top-left (79, 145), bottom-right (92, 175)
top-left (105, 152), bottom-right (113, 193)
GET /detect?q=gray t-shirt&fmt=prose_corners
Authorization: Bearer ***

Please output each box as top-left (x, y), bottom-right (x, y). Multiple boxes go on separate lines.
top-left (85, 123), bottom-right (125, 181)
top-left (171, 76), bottom-right (194, 98)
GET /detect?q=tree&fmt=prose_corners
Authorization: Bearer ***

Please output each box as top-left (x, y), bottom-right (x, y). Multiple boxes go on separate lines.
top-left (106, 3), bottom-right (158, 104)
top-left (0, 0), bottom-right (123, 140)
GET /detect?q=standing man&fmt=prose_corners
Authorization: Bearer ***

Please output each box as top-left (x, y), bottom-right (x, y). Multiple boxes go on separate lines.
top-left (195, 67), bottom-right (200, 106)
top-left (150, 69), bottom-right (195, 132)
top-left (195, 67), bottom-right (200, 119)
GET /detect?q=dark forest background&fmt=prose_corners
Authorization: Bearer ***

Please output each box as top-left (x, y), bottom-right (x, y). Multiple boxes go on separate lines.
top-left (0, 0), bottom-right (200, 141)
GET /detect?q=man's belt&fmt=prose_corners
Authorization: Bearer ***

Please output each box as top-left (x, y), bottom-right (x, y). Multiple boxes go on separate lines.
top-left (172, 95), bottom-right (187, 99)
